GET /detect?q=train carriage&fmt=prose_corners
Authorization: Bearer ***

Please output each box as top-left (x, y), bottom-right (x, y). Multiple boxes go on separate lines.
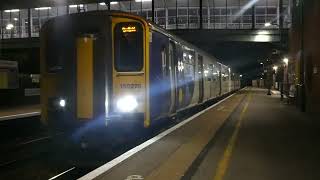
top-left (40, 11), bottom-right (240, 130)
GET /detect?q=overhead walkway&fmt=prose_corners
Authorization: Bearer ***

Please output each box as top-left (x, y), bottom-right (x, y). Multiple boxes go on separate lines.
top-left (79, 88), bottom-right (320, 180)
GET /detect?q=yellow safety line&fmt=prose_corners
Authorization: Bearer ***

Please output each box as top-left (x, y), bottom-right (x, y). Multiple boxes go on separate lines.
top-left (213, 93), bottom-right (251, 180)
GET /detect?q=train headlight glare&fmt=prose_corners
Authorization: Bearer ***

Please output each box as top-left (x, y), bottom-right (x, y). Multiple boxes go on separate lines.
top-left (59, 99), bottom-right (66, 107)
top-left (116, 95), bottom-right (138, 112)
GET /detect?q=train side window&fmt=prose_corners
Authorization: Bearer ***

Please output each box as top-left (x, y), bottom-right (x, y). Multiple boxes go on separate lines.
top-left (114, 22), bottom-right (143, 72)
top-left (161, 47), bottom-right (168, 77)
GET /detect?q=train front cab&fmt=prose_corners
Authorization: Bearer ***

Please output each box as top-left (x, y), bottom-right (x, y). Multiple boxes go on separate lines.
top-left (40, 12), bottom-right (150, 130)
top-left (110, 16), bottom-right (150, 127)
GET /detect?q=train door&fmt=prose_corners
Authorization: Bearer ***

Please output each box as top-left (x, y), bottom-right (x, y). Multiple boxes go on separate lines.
top-left (76, 33), bottom-right (111, 121)
top-left (168, 41), bottom-right (177, 113)
top-left (198, 55), bottom-right (204, 103)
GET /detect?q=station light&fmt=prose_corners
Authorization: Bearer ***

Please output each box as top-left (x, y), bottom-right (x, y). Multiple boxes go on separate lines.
top-left (283, 58), bottom-right (289, 65)
top-left (135, 0), bottom-right (152, 2)
top-left (69, 4), bottom-right (84, 8)
top-left (99, 2), bottom-right (118, 5)
top-left (4, 9), bottom-right (20, 13)
top-left (6, 24), bottom-right (14, 30)
top-left (264, 22), bottom-right (272, 27)
top-left (273, 66), bottom-right (278, 72)
top-left (35, 7), bottom-right (52, 10)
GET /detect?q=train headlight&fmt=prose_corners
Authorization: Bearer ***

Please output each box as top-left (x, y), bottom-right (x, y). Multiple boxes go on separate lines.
top-left (59, 99), bottom-right (66, 108)
top-left (116, 95), bottom-right (138, 112)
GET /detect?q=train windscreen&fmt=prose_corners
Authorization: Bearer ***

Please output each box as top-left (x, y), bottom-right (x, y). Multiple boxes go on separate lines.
top-left (114, 22), bottom-right (143, 72)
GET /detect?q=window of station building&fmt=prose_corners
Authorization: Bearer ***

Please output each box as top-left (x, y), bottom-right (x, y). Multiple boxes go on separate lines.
top-left (178, 8), bottom-right (188, 29)
top-left (31, 9), bottom-right (40, 37)
top-left (189, 8), bottom-right (199, 29)
top-left (98, 2), bottom-right (108, 10)
top-left (154, 0), bottom-right (167, 28)
top-left (110, 2), bottom-right (121, 11)
top-left (69, 4), bottom-right (85, 14)
top-left (20, 9), bottom-right (29, 38)
top-left (167, 8), bottom-right (177, 29)
top-left (155, 9), bottom-right (166, 28)
top-left (57, 6), bottom-right (68, 16)
top-left (86, 3), bottom-right (98, 11)
top-left (0, 10), bottom-right (20, 38)
top-left (114, 22), bottom-right (143, 72)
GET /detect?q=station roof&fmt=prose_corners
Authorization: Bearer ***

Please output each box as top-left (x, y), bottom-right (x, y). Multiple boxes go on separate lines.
top-left (0, 0), bottom-right (112, 10)
top-left (0, 0), bottom-right (282, 10)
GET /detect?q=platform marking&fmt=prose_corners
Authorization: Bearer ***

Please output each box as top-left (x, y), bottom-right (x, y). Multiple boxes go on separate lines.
top-left (213, 94), bottom-right (251, 180)
top-left (48, 167), bottom-right (76, 180)
top-left (217, 106), bottom-right (225, 111)
top-left (0, 159), bottom-right (18, 167)
top-left (78, 93), bottom-right (238, 180)
top-left (0, 111), bottom-right (41, 121)
top-left (125, 175), bottom-right (144, 180)
top-left (19, 135), bottom-right (52, 146)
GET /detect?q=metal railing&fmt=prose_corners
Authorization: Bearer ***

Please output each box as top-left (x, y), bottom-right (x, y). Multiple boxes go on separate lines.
top-left (0, 3), bottom-right (291, 39)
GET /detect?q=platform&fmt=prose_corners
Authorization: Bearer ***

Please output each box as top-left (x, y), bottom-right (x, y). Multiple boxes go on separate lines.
top-left (79, 88), bottom-right (320, 180)
top-left (0, 105), bottom-right (40, 121)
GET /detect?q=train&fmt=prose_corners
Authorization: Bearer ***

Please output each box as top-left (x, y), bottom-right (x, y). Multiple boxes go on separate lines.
top-left (40, 11), bottom-right (240, 130)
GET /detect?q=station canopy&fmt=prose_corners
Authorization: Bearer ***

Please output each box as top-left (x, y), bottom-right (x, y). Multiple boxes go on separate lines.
top-left (0, 0), bottom-right (283, 10)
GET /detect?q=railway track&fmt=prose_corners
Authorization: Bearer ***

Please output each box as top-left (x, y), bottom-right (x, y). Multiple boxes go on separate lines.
top-left (0, 101), bottom-right (209, 180)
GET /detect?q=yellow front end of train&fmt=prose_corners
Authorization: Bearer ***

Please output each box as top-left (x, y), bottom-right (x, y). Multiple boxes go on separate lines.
top-left (40, 12), bottom-right (151, 130)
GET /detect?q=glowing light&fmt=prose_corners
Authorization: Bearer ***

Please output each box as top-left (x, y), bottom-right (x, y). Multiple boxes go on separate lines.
top-left (283, 58), bottom-right (289, 65)
top-left (135, 0), bottom-right (152, 2)
top-left (4, 9), bottom-right (20, 13)
top-left (254, 35), bottom-right (271, 42)
top-left (178, 61), bottom-right (184, 72)
top-left (69, 4), bottom-right (84, 8)
top-left (100, 2), bottom-right (118, 5)
top-left (257, 30), bottom-right (269, 35)
top-left (6, 24), bottom-right (14, 30)
top-left (59, 99), bottom-right (66, 107)
top-left (264, 22), bottom-right (271, 27)
top-left (122, 26), bottom-right (137, 33)
top-left (240, 74), bottom-right (243, 78)
top-left (260, 62), bottom-right (264, 65)
top-left (13, 18), bottom-right (18, 21)
top-left (35, 7), bottom-right (51, 10)
top-left (235, 0), bottom-right (259, 17)
top-left (116, 95), bottom-right (138, 112)
top-left (273, 66), bottom-right (278, 71)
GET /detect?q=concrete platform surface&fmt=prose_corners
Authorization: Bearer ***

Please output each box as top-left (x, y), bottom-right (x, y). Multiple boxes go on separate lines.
top-left (79, 89), bottom-right (246, 180)
top-left (191, 88), bottom-right (320, 180)
top-left (80, 88), bottom-right (319, 180)
top-left (0, 105), bottom-right (40, 121)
